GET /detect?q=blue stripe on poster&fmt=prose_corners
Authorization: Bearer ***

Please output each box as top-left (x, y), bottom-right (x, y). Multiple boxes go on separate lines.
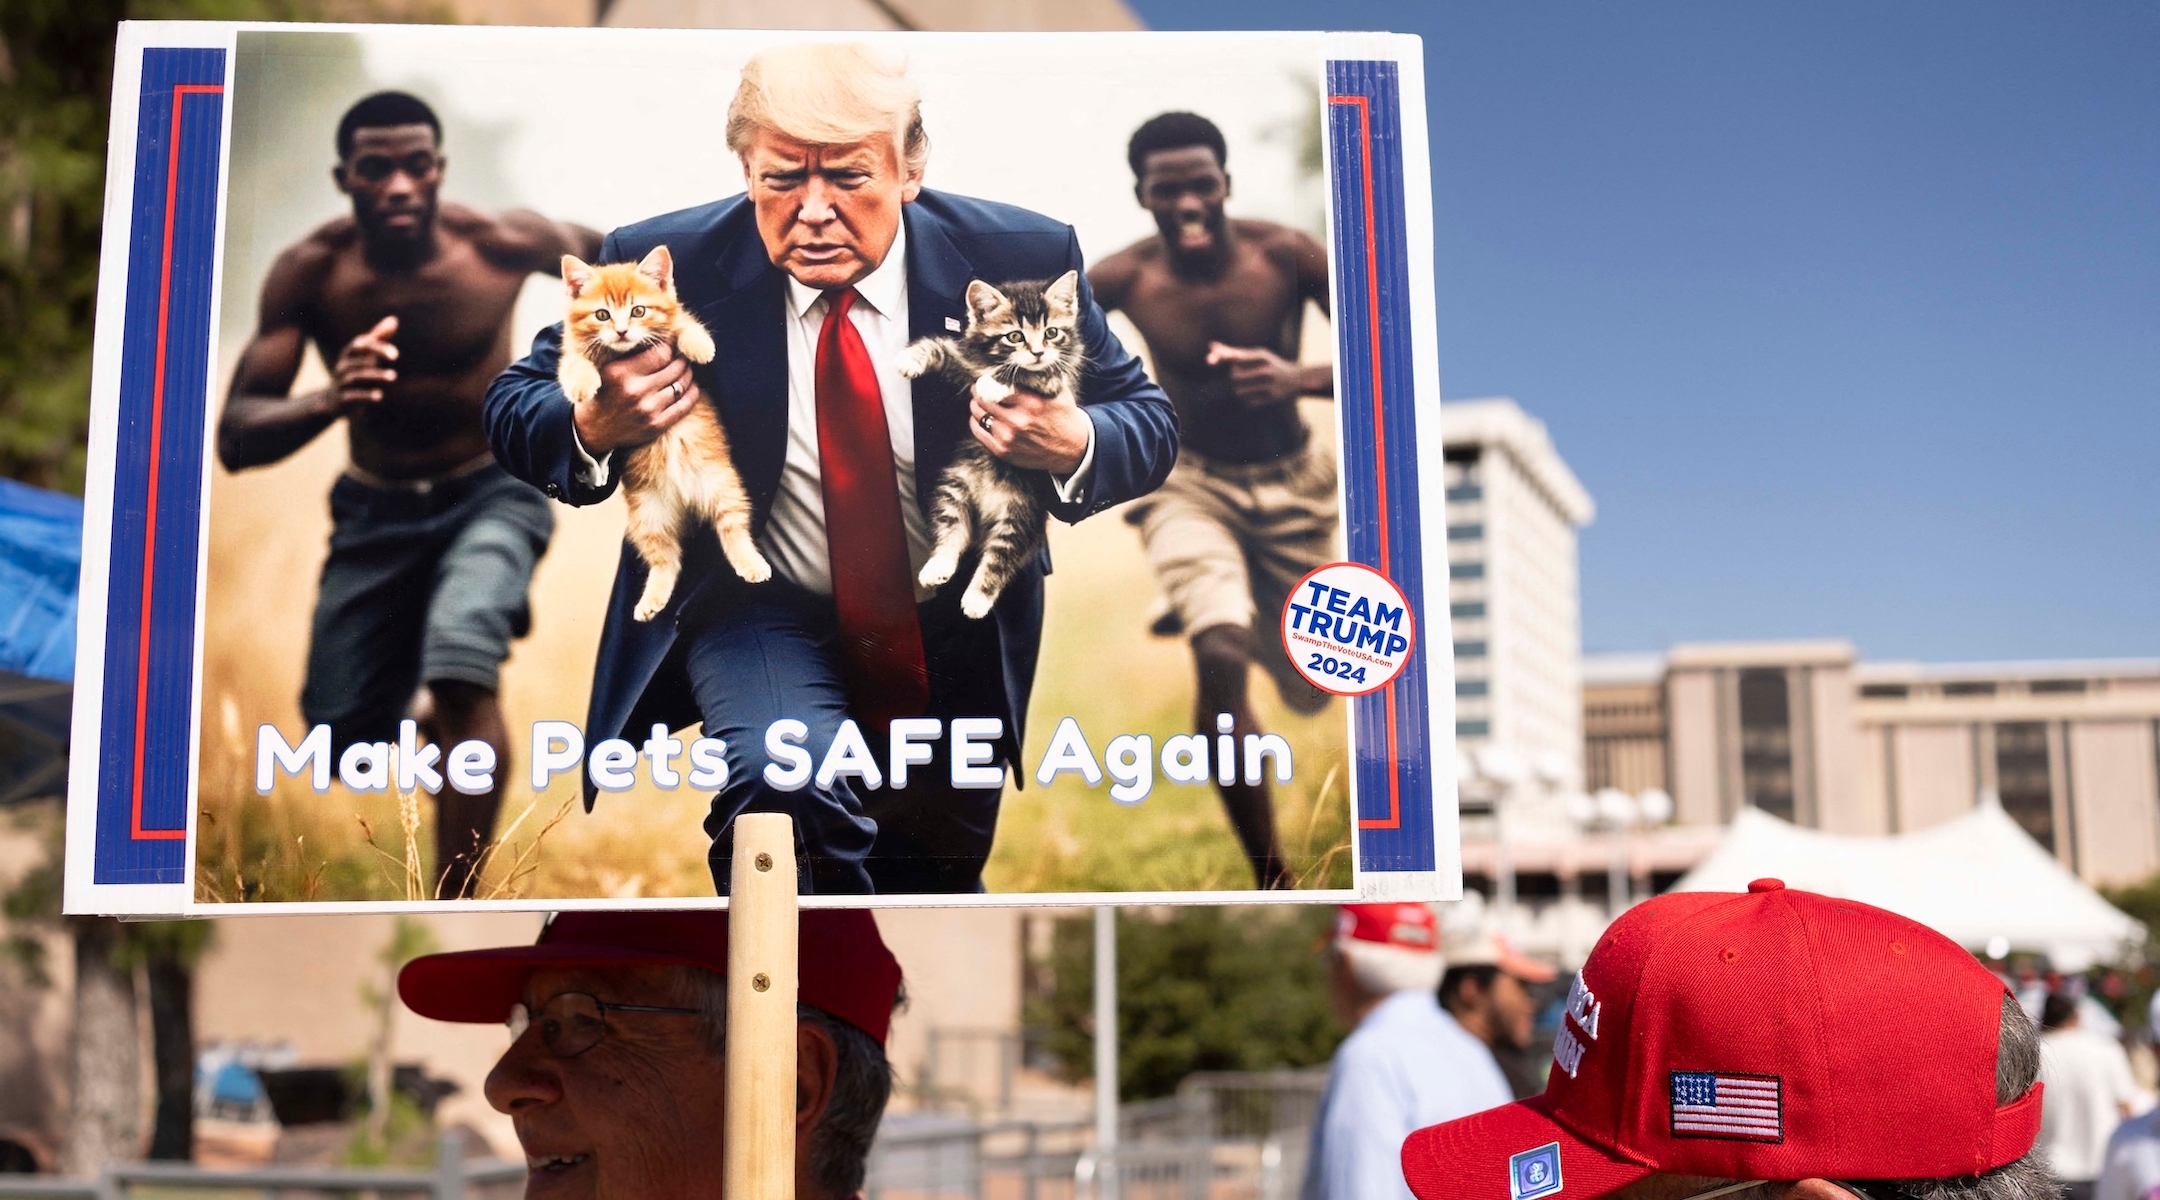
top-left (1327, 60), bottom-right (1438, 875)
top-left (94, 47), bottom-right (226, 885)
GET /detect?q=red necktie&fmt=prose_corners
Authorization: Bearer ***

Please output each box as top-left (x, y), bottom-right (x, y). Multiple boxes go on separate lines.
top-left (815, 288), bottom-right (928, 728)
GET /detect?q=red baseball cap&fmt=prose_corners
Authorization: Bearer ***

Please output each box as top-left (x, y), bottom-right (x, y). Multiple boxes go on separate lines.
top-left (1337, 902), bottom-right (1440, 951)
top-left (1402, 879), bottom-right (2042, 1200)
top-left (397, 908), bottom-right (903, 1044)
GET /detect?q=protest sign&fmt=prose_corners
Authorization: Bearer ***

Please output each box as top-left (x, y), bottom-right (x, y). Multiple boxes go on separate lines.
top-left (65, 22), bottom-right (1457, 913)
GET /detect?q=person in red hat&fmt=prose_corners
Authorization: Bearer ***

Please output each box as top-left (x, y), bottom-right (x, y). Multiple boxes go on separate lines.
top-left (398, 908), bottom-right (902, 1200)
top-left (1440, 896), bottom-right (1562, 1099)
top-left (1400, 879), bottom-right (2057, 1200)
top-left (1303, 903), bottom-right (1514, 1200)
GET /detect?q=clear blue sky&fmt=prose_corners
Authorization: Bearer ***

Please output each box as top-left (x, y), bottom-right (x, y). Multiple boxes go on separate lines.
top-left (1129, 1), bottom-right (2159, 662)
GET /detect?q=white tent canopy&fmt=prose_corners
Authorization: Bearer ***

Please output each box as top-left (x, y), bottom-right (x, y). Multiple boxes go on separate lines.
top-left (1673, 802), bottom-right (2148, 971)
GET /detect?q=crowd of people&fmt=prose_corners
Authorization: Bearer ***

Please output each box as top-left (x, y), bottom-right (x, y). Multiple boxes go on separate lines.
top-left (1296, 895), bottom-right (2160, 1200)
top-left (393, 877), bottom-right (2154, 1200)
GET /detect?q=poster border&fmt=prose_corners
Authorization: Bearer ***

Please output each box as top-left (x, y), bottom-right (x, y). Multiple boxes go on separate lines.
top-left (63, 23), bottom-right (1459, 915)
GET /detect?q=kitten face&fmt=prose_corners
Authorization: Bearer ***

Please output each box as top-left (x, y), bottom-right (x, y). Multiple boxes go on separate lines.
top-left (963, 270), bottom-right (1081, 376)
top-left (563, 245), bottom-right (682, 357)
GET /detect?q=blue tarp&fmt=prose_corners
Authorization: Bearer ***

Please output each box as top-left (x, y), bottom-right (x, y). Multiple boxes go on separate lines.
top-left (0, 475), bottom-right (81, 805)
top-left (0, 475), bottom-right (82, 682)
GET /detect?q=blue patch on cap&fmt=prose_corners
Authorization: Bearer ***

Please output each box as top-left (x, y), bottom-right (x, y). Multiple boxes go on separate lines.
top-left (1509, 1141), bottom-right (1562, 1200)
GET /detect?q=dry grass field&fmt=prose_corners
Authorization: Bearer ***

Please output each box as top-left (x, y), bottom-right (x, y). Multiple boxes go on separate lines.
top-left (193, 373), bottom-right (1351, 903)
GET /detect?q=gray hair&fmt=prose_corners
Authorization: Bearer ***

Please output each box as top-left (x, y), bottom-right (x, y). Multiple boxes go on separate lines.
top-left (1686, 995), bottom-right (2056, 1200)
top-left (725, 43), bottom-right (929, 177)
top-left (673, 966), bottom-right (894, 1198)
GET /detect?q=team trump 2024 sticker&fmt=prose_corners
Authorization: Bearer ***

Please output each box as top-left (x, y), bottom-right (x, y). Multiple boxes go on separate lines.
top-left (1281, 563), bottom-right (1416, 696)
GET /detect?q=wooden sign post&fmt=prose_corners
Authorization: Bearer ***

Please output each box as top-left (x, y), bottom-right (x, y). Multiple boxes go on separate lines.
top-left (725, 812), bottom-right (799, 1200)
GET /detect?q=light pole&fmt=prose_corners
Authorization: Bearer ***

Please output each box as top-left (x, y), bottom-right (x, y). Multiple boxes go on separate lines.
top-left (1473, 746), bottom-right (1526, 933)
top-left (1593, 788), bottom-right (1636, 919)
top-left (1093, 906), bottom-right (1117, 1200)
top-left (1571, 787), bottom-right (1674, 921)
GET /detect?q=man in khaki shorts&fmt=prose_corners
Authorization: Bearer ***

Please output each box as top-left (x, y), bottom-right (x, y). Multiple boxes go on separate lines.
top-left (1091, 112), bottom-right (1335, 889)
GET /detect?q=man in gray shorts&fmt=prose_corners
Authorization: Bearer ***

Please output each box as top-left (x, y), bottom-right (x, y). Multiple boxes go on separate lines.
top-left (216, 91), bottom-right (599, 897)
top-left (1090, 112), bottom-right (1336, 889)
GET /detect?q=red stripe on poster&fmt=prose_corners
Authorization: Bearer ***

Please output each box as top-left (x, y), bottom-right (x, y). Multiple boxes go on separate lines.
top-left (131, 82), bottom-right (222, 841)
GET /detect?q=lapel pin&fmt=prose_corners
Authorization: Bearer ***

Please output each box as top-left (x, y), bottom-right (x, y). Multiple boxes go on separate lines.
top-left (945, 316), bottom-right (963, 332)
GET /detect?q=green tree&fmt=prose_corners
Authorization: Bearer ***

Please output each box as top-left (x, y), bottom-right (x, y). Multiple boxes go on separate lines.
top-left (3, 801), bottom-right (215, 1167)
top-left (0, 0), bottom-right (432, 493)
top-left (2096, 876), bottom-right (2160, 1032)
top-left (1028, 906), bottom-right (1343, 1102)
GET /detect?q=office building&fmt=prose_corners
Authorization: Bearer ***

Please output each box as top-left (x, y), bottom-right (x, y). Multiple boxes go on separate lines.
top-left (1584, 643), bottom-right (2160, 887)
top-left (1443, 398), bottom-right (1596, 790)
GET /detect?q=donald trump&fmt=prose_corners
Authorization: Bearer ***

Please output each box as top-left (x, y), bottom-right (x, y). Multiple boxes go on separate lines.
top-left (483, 43), bottom-right (1179, 895)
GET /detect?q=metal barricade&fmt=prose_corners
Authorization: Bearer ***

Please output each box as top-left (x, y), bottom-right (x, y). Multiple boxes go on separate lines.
top-left (0, 1133), bottom-right (525, 1200)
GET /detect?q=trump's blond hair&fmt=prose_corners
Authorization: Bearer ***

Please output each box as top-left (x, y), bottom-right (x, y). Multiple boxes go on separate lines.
top-left (726, 43), bottom-right (928, 175)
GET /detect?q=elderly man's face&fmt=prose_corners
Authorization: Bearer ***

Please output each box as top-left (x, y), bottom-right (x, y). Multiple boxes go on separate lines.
top-left (484, 965), bottom-right (722, 1200)
top-left (743, 127), bottom-right (921, 291)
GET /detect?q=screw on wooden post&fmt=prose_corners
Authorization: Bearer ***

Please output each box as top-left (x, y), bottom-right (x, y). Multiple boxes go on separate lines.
top-left (725, 813), bottom-right (798, 1200)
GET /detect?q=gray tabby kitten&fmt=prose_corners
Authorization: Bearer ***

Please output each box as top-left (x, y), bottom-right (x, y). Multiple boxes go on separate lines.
top-left (895, 270), bottom-right (1084, 619)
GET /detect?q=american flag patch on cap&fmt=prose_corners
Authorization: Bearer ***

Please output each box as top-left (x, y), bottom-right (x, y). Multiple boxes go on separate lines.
top-left (1669, 1071), bottom-right (1782, 1142)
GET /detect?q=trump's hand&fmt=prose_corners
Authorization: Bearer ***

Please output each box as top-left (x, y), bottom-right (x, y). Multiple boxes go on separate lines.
top-left (570, 341), bottom-right (703, 455)
top-left (970, 376), bottom-right (1090, 474)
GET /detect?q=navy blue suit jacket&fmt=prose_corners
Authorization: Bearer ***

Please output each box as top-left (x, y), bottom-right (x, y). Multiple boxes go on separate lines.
top-left (484, 189), bottom-right (1179, 795)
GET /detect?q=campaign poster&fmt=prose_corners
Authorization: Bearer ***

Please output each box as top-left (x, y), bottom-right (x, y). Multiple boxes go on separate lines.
top-left (64, 22), bottom-right (1456, 913)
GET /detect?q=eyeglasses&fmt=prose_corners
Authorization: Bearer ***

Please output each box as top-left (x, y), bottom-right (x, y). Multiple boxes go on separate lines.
top-left (349, 151), bottom-right (440, 182)
top-left (506, 991), bottom-right (703, 1058)
top-left (1678, 1182), bottom-right (1907, 1200)
top-left (1831, 1184), bottom-right (1912, 1200)
top-left (1678, 1183), bottom-right (1763, 1200)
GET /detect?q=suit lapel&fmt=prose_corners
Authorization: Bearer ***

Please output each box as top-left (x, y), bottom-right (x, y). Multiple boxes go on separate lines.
top-left (905, 203), bottom-right (976, 507)
top-left (692, 226), bottom-right (789, 518)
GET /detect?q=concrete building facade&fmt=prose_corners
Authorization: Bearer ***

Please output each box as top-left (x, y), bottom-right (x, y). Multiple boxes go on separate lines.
top-left (1585, 644), bottom-right (2160, 887)
top-left (1443, 399), bottom-right (1596, 791)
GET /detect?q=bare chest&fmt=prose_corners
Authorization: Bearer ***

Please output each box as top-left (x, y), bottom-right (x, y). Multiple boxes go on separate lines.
top-left (1123, 247), bottom-right (1302, 369)
top-left (311, 240), bottom-right (528, 377)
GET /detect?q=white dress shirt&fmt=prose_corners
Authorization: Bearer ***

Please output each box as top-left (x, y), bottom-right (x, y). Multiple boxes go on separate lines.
top-left (1300, 990), bottom-right (1514, 1200)
top-left (2041, 1025), bottom-right (2144, 1183)
top-left (573, 220), bottom-right (1095, 599)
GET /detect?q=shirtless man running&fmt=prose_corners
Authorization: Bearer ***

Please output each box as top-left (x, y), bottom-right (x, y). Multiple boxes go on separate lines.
top-left (1090, 111), bottom-right (1335, 890)
top-left (218, 91), bottom-right (600, 898)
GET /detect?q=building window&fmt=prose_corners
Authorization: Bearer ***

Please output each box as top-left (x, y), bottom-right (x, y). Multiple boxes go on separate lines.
top-left (1944, 681), bottom-right (1997, 697)
top-left (1449, 562), bottom-right (1485, 580)
top-left (2031, 679), bottom-right (2088, 695)
top-left (1456, 641), bottom-right (1488, 659)
top-left (1457, 679), bottom-right (1489, 697)
top-left (1447, 523), bottom-right (1484, 542)
top-left (1737, 668), bottom-right (1795, 822)
top-left (1860, 684), bottom-right (1908, 699)
top-left (1996, 722), bottom-right (2053, 852)
top-left (1514, 871), bottom-right (1561, 900)
top-left (1456, 719), bottom-right (1491, 737)
top-left (1446, 483), bottom-right (1484, 502)
top-left (1451, 601), bottom-right (1487, 619)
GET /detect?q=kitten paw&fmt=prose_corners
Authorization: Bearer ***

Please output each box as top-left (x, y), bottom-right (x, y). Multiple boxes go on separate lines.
top-left (633, 567), bottom-right (678, 622)
top-left (676, 322), bottom-right (716, 365)
top-left (961, 587), bottom-right (997, 619)
top-left (559, 356), bottom-right (603, 404)
top-left (919, 555), bottom-right (960, 588)
top-left (729, 552), bottom-right (773, 585)
top-left (973, 375), bottom-right (1014, 403)
top-left (720, 533), bottom-right (772, 583)
top-left (894, 341), bottom-right (936, 379)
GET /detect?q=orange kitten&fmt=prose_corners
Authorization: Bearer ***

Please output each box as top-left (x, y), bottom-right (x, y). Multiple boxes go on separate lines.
top-left (558, 245), bottom-right (770, 620)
